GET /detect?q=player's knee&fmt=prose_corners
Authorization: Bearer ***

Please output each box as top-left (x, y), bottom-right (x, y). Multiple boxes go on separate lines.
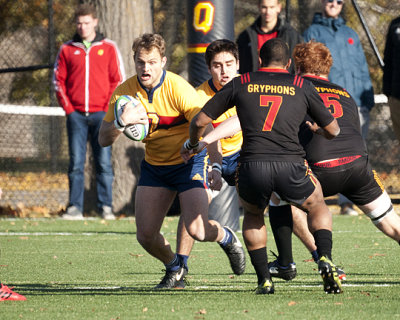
top-left (136, 230), bottom-right (153, 247)
top-left (186, 226), bottom-right (206, 242)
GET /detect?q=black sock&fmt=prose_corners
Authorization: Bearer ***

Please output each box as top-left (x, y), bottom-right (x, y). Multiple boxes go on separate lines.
top-left (249, 247), bottom-right (269, 285)
top-left (313, 229), bottom-right (332, 260)
top-left (269, 205), bottom-right (293, 266)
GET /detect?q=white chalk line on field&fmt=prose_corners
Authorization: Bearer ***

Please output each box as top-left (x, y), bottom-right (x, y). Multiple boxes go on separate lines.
top-left (20, 283), bottom-right (398, 291)
top-left (0, 232), bottom-right (133, 236)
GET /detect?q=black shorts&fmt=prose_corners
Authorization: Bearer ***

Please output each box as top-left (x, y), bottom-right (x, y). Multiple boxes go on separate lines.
top-left (236, 160), bottom-right (317, 209)
top-left (311, 156), bottom-right (384, 206)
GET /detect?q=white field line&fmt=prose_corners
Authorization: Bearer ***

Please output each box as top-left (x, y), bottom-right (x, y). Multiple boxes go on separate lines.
top-left (20, 283), bottom-right (398, 291)
top-left (0, 232), bottom-right (131, 236)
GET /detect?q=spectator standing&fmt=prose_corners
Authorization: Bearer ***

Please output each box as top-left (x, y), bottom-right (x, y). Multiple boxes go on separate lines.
top-left (303, 0), bottom-right (374, 216)
top-left (236, 0), bottom-right (302, 74)
top-left (383, 16), bottom-right (400, 142)
top-left (54, 4), bottom-right (125, 220)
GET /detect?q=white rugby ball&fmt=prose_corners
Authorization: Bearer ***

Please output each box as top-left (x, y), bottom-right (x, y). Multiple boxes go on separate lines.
top-left (114, 95), bottom-right (149, 141)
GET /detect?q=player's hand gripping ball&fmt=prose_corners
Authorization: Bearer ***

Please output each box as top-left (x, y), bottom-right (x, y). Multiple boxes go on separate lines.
top-left (114, 95), bottom-right (149, 141)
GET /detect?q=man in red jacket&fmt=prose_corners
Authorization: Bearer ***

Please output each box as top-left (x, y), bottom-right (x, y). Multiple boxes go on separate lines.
top-left (54, 4), bottom-right (125, 220)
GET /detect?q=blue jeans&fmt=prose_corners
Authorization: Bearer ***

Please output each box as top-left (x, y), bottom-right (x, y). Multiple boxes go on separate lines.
top-left (67, 111), bottom-right (113, 211)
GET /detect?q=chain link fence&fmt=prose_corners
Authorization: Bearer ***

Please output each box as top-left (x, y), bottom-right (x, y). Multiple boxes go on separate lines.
top-left (0, 0), bottom-right (399, 216)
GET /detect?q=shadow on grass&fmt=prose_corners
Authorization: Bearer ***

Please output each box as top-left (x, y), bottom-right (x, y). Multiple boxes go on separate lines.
top-left (15, 283), bottom-right (251, 296)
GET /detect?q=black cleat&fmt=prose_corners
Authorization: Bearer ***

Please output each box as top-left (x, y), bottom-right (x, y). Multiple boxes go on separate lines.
top-left (219, 226), bottom-right (246, 275)
top-left (318, 256), bottom-right (343, 294)
top-left (154, 267), bottom-right (187, 289)
top-left (268, 259), bottom-right (297, 281)
top-left (255, 279), bottom-right (275, 294)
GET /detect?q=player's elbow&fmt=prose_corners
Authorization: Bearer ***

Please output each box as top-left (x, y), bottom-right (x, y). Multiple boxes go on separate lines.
top-left (98, 134), bottom-right (109, 147)
top-left (193, 111), bottom-right (212, 129)
top-left (324, 120), bottom-right (340, 140)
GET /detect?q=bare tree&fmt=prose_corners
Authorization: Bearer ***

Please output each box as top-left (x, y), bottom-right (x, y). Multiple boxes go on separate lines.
top-left (81, 0), bottom-right (153, 215)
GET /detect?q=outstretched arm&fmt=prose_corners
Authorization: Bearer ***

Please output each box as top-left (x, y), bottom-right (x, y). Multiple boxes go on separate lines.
top-left (306, 118), bottom-right (340, 140)
top-left (180, 114), bottom-right (241, 162)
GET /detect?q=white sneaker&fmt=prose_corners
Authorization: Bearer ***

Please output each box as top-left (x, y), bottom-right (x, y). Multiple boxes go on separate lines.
top-left (341, 207), bottom-right (358, 216)
top-left (101, 206), bottom-right (116, 220)
top-left (62, 206), bottom-right (84, 220)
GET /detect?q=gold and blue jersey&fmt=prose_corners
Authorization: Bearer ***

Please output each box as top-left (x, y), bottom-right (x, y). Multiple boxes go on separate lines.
top-left (196, 79), bottom-right (242, 157)
top-left (104, 70), bottom-right (202, 165)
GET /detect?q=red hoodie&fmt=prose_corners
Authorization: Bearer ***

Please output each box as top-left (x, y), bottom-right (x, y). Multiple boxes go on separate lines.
top-left (53, 33), bottom-right (125, 115)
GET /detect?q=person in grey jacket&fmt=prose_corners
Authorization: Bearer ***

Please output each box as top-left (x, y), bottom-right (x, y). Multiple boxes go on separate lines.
top-left (236, 0), bottom-right (302, 74)
top-left (383, 16), bottom-right (400, 142)
top-left (303, 0), bottom-right (374, 216)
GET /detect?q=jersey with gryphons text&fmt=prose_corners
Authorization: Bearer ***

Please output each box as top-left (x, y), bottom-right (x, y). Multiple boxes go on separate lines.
top-left (104, 70), bottom-right (202, 165)
top-left (202, 68), bottom-right (335, 162)
top-left (299, 75), bottom-right (368, 164)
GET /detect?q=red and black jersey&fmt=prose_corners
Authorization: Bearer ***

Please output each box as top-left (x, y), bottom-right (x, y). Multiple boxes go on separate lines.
top-left (202, 68), bottom-right (334, 162)
top-left (299, 75), bottom-right (368, 164)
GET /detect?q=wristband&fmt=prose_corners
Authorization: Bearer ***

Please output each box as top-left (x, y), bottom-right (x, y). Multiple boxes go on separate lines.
top-left (184, 139), bottom-right (199, 150)
top-left (212, 162), bottom-right (222, 174)
top-left (114, 119), bottom-right (125, 132)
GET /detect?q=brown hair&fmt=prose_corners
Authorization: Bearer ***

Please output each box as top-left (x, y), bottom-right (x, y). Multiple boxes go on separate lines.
top-left (293, 41), bottom-right (333, 76)
top-left (205, 39), bottom-right (239, 68)
top-left (132, 33), bottom-right (166, 59)
top-left (74, 4), bottom-right (97, 20)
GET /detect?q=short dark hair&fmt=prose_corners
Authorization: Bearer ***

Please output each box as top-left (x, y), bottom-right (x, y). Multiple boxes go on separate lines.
top-left (74, 4), bottom-right (97, 20)
top-left (259, 38), bottom-right (290, 67)
top-left (205, 39), bottom-right (239, 68)
top-left (132, 33), bottom-right (166, 59)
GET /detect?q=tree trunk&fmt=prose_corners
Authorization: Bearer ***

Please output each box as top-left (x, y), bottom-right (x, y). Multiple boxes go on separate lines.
top-left (297, 0), bottom-right (320, 33)
top-left (82, 0), bottom-right (153, 215)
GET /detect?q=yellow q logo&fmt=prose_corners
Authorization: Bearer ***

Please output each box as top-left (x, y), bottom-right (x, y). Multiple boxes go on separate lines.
top-left (193, 2), bottom-right (215, 34)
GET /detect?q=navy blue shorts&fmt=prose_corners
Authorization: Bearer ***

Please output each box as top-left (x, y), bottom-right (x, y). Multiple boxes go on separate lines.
top-left (237, 160), bottom-right (317, 209)
top-left (222, 151), bottom-right (240, 186)
top-left (138, 149), bottom-right (208, 193)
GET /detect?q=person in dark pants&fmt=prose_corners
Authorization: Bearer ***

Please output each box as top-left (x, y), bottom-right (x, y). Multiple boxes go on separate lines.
top-left (383, 16), bottom-right (400, 143)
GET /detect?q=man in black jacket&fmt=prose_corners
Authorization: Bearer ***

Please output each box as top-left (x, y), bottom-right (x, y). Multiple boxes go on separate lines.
top-left (383, 16), bottom-right (400, 142)
top-left (236, 0), bottom-right (302, 74)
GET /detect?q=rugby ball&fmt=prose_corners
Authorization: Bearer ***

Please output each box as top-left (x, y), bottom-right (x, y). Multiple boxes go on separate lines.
top-left (114, 95), bottom-right (149, 141)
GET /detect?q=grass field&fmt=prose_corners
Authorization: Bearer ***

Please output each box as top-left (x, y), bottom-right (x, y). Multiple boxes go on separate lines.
top-left (1, 213), bottom-right (400, 319)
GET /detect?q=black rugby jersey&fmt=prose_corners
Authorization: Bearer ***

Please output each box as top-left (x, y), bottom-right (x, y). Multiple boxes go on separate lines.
top-left (202, 68), bottom-right (334, 162)
top-left (299, 75), bottom-right (368, 164)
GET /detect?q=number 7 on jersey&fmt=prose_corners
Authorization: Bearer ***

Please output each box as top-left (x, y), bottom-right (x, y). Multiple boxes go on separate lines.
top-left (260, 95), bottom-right (283, 131)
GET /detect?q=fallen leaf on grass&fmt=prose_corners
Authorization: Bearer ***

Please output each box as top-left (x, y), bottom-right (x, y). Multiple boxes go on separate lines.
top-left (143, 307), bottom-right (148, 312)
top-left (368, 253), bottom-right (386, 258)
top-left (288, 301), bottom-right (297, 306)
top-left (129, 253), bottom-right (144, 258)
top-left (196, 309), bottom-right (206, 315)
